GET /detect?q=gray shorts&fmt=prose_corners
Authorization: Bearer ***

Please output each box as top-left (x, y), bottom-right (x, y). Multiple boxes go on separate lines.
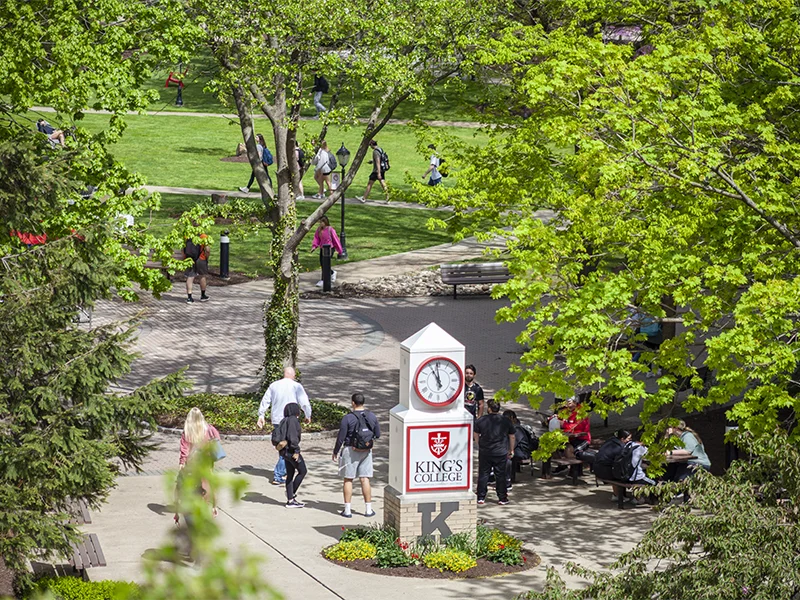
top-left (338, 446), bottom-right (373, 479)
top-left (185, 259), bottom-right (209, 278)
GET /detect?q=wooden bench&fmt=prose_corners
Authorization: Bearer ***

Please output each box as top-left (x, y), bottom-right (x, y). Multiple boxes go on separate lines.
top-left (542, 457), bottom-right (587, 485)
top-left (440, 262), bottom-right (511, 299)
top-left (65, 499), bottom-right (107, 579)
top-left (595, 478), bottom-right (650, 509)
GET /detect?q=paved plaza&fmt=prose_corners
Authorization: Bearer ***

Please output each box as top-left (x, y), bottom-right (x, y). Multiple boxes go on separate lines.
top-left (86, 238), bottom-right (654, 599)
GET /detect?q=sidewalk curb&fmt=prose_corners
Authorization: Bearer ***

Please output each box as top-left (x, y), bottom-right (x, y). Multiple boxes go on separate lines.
top-left (153, 423), bottom-right (339, 442)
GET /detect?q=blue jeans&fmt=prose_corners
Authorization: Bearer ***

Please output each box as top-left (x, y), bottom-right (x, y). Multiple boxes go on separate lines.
top-left (274, 455), bottom-right (286, 482)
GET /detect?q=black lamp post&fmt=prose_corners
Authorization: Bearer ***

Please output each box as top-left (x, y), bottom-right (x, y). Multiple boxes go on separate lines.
top-left (336, 143), bottom-right (350, 259)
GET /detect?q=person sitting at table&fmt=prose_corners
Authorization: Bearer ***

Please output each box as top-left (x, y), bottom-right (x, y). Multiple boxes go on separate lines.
top-left (502, 409), bottom-right (538, 487)
top-left (594, 429), bottom-right (631, 499)
top-left (559, 396), bottom-right (591, 454)
top-left (665, 421), bottom-right (711, 481)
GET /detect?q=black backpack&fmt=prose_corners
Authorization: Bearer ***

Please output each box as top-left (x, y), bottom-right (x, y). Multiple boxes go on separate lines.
top-left (378, 148), bottom-right (390, 172)
top-left (327, 151), bottom-right (338, 172)
top-left (271, 419), bottom-right (288, 450)
top-left (184, 239), bottom-right (201, 261)
top-left (612, 442), bottom-right (637, 481)
top-left (352, 411), bottom-right (374, 450)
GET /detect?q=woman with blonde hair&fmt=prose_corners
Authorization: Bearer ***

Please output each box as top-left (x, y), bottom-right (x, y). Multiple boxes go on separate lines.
top-left (665, 420), bottom-right (711, 481)
top-left (175, 407), bottom-right (222, 522)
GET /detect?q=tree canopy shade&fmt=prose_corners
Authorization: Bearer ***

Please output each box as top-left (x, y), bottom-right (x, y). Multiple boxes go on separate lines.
top-left (0, 0), bottom-right (190, 581)
top-left (170, 0), bottom-right (502, 387)
top-left (423, 0), bottom-right (800, 451)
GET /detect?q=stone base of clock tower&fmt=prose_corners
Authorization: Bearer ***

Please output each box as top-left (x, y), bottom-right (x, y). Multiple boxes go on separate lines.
top-left (384, 486), bottom-right (476, 543)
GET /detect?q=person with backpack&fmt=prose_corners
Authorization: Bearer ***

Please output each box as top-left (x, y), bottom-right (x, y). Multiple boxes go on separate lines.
top-left (502, 409), bottom-right (538, 487)
top-left (183, 232), bottom-right (210, 304)
top-left (332, 393), bottom-right (381, 518)
top-left (257, 367), bottom-right (312, 485)
top-left (475, 399), bottom-right (516, 505)
top-left (310, 216), bottom-right (343, 287)
top-left (239, 133), bottom-right (274, 193)
top-left (357, 139), bottom-right (389, 203)
top-left (311, 140), bottom-right (334, 199)
top-left (421, 144), bottom-right (443, 186)
top-left (312, 73), bottom-right (329, 116)
top-left (274, 403), bottom-right (307, 508)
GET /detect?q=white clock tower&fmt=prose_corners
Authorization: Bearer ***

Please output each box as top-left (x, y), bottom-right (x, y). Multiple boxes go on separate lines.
top-left (385, 323), bottom-right (476, 541)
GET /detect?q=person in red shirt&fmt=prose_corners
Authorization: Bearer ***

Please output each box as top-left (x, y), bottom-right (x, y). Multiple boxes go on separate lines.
top-left (560, 397), bottom-right (591, 446)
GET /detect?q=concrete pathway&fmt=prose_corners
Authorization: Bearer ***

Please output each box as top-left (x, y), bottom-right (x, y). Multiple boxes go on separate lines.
top-left (85, 229), bottom-right (652, 599)
top-left (31, 106), bottom-right (484, 129)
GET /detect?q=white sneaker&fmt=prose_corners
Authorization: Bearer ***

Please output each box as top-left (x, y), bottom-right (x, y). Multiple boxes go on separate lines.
top-left (315, 280), bottom-right (323, 287)
top-left (312, 193), bottom-right (322, 199)
top-left (356, 196), bottom-right (366, 203)
top-left (297, 195), bottom-right (305, 200)
top-left (238, 186), bottom-right (249, 193)
top-left (331, 270), bottom-right (337, 282)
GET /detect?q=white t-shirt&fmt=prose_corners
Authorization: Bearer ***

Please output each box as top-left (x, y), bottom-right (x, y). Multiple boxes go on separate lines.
top-left (429, 154), bottom-right (441, 179)
top-left (314, 149), bottom-right (331, 174)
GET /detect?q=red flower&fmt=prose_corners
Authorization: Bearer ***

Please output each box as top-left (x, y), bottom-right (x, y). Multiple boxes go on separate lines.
top-left (411, 553), bottom-right (419, 559)
top-left (523, 556), bottom-right (527, 563)
top-left (499, 544), bottom-right (505, 549)
top-left (341, 527), bottom-right (345, 531)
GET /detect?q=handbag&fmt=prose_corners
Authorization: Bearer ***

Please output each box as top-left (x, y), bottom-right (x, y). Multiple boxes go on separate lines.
top-left (210, 439), bottom-right (226, 461)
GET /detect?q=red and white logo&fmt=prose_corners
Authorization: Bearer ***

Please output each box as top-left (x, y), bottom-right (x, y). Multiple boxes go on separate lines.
top-left (428, 431), bottom-right (450, 458)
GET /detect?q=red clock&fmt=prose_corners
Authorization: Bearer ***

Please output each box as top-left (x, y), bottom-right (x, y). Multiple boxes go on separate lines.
top-left (413, 356), bottom-right (464, 407)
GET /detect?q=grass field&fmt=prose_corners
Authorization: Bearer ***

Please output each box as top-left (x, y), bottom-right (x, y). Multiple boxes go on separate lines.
top-left (76, 113), bottom-right (487, 195)
top-left (145, 194), bottom-right (452, 276)
top-left (142, 53), bottom-right (492, 123)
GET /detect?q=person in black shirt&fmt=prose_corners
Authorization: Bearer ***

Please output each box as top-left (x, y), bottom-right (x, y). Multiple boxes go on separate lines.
top-left (463, 364), bottom-right (485, 420)
top-left (280, 403), bottom-right (307, 508)
top-left (332, 393), bottom-right (381, 518)
top-left (312, 73), bottom-right (329, 116)
top-left (474, 399), bottom-right (515, 505)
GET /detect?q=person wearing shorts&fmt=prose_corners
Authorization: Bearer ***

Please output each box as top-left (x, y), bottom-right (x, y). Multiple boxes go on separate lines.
top-left (357, 140), bottom-right (389, 203)
top-left (332, 393), bottom-right (381, 518)
top-left (184, 233), bottom-right (210, 303)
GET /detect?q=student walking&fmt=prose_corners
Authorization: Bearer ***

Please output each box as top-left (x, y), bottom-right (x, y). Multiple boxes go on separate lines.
top-left (257, 367), bottom-right (312, 485)
top-left (422, 144), bottom-right (442, 186)
top-left (312, 74), bottom-right (329, 116)
top-left (310, 216), bottom-right (343, 287)
top-left (184, 233), bottom-right (210, 304)
top-left (174, 407), bottom-right (221, 531)
top-left (312, 140), bottom-right (333, 198)
top-left (277, 403), bottom-right (307, 508)
top-left (239, 133), bottom-right (274, 193)
top-left (474, 399), bottom-right (515, 505)
top-left (332, 393), bottom-right (381, 518)
top-left (357, 140), bottom-right (389, 203)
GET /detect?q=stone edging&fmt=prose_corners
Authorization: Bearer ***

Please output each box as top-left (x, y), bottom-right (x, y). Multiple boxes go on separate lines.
top-left (154, 423), bottom-right (339, 442)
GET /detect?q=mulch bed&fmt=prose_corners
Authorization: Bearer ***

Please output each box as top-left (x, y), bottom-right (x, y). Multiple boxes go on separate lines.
top-left (324, 550), bottom-right (540, 579)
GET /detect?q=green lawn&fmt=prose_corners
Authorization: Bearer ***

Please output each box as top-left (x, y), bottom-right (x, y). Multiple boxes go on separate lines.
top-left (145, 194), bottom-right (452, 277)
top-left (77, 113), bottom-right (487, 195)
top-left (142, 53), bottom-right (492, 123)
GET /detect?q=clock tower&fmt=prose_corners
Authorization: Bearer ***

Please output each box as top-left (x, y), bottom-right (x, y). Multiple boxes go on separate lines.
top-left (385, 323), bottom-right (476, 542)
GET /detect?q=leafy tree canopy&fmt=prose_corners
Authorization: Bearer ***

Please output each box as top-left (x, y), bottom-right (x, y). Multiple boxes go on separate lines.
top-left (423, 0), bottom-right (800, 453)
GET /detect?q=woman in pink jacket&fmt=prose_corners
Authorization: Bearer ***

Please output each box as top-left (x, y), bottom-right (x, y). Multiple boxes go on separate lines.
top-left (310, 216), bottom-right (343, 287)
top-left (176, 407), bottom-right (221, 521)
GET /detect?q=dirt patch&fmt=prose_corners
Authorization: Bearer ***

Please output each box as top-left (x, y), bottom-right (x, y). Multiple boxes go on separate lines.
top-left (324, 550), bottom-right (540, 579)
top-left (220, 155), bottom-right (250, 163)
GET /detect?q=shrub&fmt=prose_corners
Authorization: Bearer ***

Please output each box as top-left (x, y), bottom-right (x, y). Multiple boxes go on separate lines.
top-left (340, 524), bottom-right (398, 549)
top-left (443, 531), bottom-right (476, 555)
top-left (485, 529), bottom-right (524, 566)
top-left (423, 548), bottom-right (477, 573)
top-left (157, 393), bottom-right (348, 434)
top-left (31, 576), bottom-right (141, 600)
top-left (376, 543), bottom-right (416, 568)
top-left (323, 539), bottom-right (377, 561)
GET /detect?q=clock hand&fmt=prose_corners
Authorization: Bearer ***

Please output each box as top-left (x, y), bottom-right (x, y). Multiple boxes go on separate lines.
top-left (433, 361), bottom-right (442, 389)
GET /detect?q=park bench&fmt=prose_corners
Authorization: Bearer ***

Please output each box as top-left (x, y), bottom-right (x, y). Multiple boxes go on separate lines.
top-left (541, 457), bottom-right (588, 485)
top-left (65, 499), bottom-right (107, 579)
top-left (440, 262), bottom-right (510, 299)
top-left (595, 478), bottom-right (650, 509)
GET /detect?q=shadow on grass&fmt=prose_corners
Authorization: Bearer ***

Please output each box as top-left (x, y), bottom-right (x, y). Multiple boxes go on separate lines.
top-left (176, 146), bottom-right (230, 156)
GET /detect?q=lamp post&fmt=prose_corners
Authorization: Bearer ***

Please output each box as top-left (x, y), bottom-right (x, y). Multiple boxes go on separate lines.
top-left (336, 143), bottom-right (350, 259)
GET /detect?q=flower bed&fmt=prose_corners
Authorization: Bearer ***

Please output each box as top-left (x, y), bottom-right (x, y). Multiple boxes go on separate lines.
top-left (322, 524), bottom-right (539, 579)
top-left (156, 393), bottom-right (349, 435)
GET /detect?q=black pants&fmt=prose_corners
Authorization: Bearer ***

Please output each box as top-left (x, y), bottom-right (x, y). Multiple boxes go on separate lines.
top-left (247, 169), bottom-right (273, 189)
top-left (284, 452), bottom-right (307, 500)
top-left (478, 453), bottom-right (508, 501)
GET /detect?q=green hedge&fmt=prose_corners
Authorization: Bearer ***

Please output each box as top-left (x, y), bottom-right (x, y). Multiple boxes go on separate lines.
top-left (157, 393), bottom-right (349, 435)
top-left (30, 576), bottom-right (140, 600)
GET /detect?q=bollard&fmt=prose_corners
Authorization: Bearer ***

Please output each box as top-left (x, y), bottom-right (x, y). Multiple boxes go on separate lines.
top-left (175, 85), bottom-right (184, 107)
top-left (321, 244), bottom-right (333, 292)
top-left (220, 230), bottom-right (230, 279)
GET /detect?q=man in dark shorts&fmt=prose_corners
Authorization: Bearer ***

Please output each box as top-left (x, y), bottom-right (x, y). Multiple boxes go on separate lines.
top-left (474, 399), bottom-right (515, 505)
top-left (184, 234), bottom-right (210, 304)
top-left (357, 139), bottom-right (389, 203)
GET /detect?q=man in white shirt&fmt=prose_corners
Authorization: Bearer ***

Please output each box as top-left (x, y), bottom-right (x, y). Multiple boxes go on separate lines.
top-left (257, 367), bottom-right (312, 485)
top-left (422, 144), bottom-right (442, 186)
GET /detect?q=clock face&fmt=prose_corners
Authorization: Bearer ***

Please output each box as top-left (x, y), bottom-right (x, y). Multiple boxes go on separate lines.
top-left (414, 356), bottom-right (464, 407)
